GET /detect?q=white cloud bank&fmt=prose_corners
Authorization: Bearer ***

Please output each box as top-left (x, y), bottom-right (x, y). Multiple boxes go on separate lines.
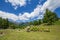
top-left (0, 11), bottom-right (18, 21)
top-left (0, 5), bottom-right (42, 21)
top-left (19, 5), bottom-right (42, 21)
top-left (0, 0), bottom-right (60, 22)
top-left (5, 0), bottom-right (27, 9)
top-left (41, 0), bottom-right (60, 11)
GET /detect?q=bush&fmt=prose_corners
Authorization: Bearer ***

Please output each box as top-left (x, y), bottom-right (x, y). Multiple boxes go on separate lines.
top-left (29, 26), bottom-right (50, 32)
top-left (30, 26), bottom-right (40, 32)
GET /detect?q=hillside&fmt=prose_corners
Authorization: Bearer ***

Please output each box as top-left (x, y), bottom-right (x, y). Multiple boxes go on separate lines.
top-left (0, 9), bottom-right (60, 40)
top-left (0, 22), bottom-right (60, 40)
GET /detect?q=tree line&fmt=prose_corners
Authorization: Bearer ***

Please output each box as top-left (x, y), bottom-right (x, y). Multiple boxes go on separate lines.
top-left (29, 9), bottom-right (58, 25)
top-left (0, 9), bottom-right (59, 29)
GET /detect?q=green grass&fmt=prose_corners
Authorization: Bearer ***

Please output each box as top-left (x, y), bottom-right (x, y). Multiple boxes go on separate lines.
top-left (54, 20), bottom-right (60, 25)
top-left (0, 24), bottom-right (60, 40)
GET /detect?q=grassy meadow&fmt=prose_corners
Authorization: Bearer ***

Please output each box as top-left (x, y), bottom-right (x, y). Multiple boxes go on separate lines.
top-left (0, 24), bottom-right (60, 40)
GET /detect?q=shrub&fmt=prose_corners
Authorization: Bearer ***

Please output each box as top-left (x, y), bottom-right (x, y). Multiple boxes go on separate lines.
top-left (30, 26), bottom-right (40, 32)
top-left (29, 26), bottom-right (50, 32)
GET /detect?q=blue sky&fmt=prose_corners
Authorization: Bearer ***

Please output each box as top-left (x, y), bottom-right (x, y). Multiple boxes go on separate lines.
top-left (0, 0), bottom-right (40, 15)
top-left (0, 0), bottom-right (60, 22)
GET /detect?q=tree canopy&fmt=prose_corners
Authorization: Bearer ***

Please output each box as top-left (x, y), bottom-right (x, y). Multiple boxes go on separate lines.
top-left (43, 9), bottom-right (58, 25)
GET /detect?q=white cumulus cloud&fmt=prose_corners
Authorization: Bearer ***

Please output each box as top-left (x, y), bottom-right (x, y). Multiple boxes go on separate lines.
top-left (18, 5), bottom-right (42, 20)
top-left (0, 0), bottom-right (60, 22)
top-left (41, 0), bottom-right (60, 12)
top-left (0, 5), bottom-right (42, 21)
top-left (0, 11), bottom-right (18, 21)
top-left (18, 0), bottom-right (60, 21)
top-left (5, 0), bottom-right (27, 9)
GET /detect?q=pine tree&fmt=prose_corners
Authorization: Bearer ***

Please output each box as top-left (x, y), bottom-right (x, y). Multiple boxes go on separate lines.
top-left (43, 9), bottom-right (58, 25)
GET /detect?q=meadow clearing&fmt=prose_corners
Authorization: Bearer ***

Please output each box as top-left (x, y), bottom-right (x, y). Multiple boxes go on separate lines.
top-left (0, 24), bottom-right (60, 40)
